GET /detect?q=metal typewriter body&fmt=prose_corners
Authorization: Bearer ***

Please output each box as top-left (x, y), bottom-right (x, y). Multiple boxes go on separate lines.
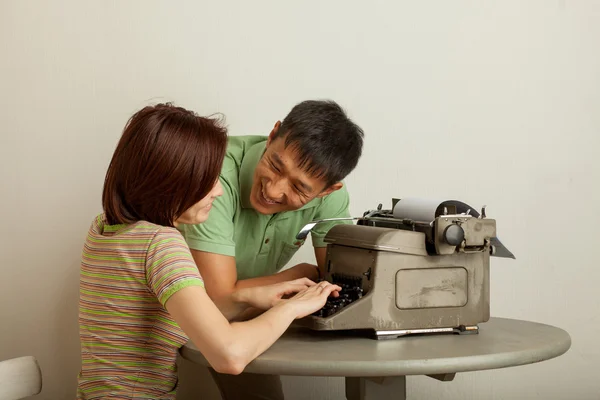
top-left (297, 199), bottom-right (514, 339)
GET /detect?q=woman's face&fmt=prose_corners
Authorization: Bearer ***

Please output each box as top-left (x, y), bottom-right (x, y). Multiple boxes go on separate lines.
top-left (175, 180), bottom-right (223, 225)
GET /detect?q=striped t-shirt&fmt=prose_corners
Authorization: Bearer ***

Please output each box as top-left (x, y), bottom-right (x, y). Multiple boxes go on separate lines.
top-left (77, 214), bottom-right (204, 399)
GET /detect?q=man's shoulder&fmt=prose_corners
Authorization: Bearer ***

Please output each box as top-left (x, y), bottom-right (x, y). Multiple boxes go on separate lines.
top-left (225, 135), bottom-right (267, 162)
top-left (221, 135), bottom-right (267, 180)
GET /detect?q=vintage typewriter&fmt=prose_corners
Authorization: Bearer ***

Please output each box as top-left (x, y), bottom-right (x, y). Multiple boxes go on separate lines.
top-left (295, 197), bottom-right (514, 339)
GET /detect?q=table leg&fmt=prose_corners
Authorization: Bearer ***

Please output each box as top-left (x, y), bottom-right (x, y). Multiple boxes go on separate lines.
top-left (345, 376), bottom-right (406, 400)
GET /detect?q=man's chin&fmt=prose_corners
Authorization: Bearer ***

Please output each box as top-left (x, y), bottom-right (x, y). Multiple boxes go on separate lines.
top-left (255, 203), bottom-right (279, 215)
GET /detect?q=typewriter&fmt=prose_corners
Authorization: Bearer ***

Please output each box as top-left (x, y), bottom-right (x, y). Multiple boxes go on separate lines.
top-left (296, 197), bottom-right (514, 339)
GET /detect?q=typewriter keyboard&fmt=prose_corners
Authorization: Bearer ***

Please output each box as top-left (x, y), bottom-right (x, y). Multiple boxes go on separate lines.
top-left (312, 273), bottom-right (364, 318)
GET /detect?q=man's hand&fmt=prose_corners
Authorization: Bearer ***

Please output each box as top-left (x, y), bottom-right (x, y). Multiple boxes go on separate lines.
top-left (237, 278), bottom-right (317, 310)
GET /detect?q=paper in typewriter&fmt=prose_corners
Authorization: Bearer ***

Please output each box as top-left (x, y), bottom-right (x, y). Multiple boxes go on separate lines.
top-left (392, 197), bottom-right (515, 259)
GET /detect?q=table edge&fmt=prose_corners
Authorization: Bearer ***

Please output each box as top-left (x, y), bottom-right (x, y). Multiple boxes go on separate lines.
top-left (179, 317), bottom-right (572, 377)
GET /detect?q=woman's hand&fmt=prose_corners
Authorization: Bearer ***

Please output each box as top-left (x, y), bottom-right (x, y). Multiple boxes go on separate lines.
top-left (239, 278), bottom-right (317, 310)
top-left (279, 280), bottom-right (342, 319)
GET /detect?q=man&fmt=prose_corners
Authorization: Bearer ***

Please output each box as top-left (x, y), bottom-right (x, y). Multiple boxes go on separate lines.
top-left (180, 99), bottom-right (364, 400)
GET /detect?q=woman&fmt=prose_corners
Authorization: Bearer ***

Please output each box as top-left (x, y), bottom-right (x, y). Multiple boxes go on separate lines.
top-left (76, 103), bottom-right (340, 399)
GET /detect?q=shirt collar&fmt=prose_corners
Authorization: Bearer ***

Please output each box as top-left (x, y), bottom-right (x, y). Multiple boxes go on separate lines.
top-left (239, 141), bottom-right (321, 212)
top-left (240, 142), bottom-right (264, 209)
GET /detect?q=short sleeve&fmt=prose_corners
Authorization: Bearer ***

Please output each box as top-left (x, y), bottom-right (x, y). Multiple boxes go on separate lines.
top-left (145, 228), bottom-right (204, 306)
top-left (179, 177), bottom-right (237, 257)
top-left (311, 183), bottom-right (353, 247)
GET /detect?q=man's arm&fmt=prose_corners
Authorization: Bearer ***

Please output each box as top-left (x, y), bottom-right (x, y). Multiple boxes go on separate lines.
top-left (314, 247), bottom-right (327, 277)
top-left (308, 183), bottom-right (353, 279)
top-left (191, 250), bottom-right (319, 302)
top-left (211, 291), bottom-right (250, 321)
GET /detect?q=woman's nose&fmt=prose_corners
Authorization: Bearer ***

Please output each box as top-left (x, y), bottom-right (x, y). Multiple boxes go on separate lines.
top-left (212, 180), bottom-right (223, 197)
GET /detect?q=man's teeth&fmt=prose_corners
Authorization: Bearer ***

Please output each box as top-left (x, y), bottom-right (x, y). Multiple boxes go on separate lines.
top-left (262, 193), bottom-right (278, 204)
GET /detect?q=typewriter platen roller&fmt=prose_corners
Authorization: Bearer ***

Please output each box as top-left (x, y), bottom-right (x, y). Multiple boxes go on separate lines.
top-left (296, 197), bottom-right (514, 339)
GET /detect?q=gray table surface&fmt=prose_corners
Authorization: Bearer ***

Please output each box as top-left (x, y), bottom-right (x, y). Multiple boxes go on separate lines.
top-left (180, 317), bottom-right (571, 377)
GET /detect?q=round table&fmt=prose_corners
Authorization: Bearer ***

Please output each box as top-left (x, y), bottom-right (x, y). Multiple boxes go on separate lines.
top-left (180, 317), bottom-right (571, 400)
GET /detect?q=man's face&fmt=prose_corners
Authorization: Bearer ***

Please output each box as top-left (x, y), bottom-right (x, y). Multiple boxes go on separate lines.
top-left (249, 125), bottom-right (342, 215)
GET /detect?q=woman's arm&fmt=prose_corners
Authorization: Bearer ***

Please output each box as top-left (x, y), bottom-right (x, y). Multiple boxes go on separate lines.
top-left (165, 281), bottom-right (338, 375)
top-left (147, 229), bottom-right (335, 373)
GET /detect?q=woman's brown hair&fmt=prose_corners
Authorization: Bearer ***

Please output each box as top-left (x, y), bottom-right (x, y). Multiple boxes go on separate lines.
top-left (102, 103), bottom-right (227, 227)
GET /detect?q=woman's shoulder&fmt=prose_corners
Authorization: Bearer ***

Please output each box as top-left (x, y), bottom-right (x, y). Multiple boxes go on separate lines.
top-left (88, 214), bottom-right (184, 242)
top-left (129, 221), bottom-right (186, 245)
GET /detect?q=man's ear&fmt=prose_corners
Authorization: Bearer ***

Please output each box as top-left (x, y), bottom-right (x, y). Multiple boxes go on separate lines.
top-left (317, 182), bottom-right (343, 198)
top-left (267, 121), bottom-right (281, 146)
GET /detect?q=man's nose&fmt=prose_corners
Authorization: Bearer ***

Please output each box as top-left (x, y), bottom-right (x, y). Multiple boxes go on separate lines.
top-left (265, 179), bottom-right (286, 200)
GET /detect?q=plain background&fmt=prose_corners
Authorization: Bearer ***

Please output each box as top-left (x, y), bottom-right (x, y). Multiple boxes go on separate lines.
top-left (1, 1), bottom-right (598, 399)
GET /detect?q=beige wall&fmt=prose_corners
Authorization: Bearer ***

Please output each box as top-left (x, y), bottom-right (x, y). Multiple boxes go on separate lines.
top-left (1, 1), bottom-right (599, 399)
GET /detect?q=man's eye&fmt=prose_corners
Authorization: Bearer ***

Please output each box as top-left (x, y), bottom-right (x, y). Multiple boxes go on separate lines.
top-left (294, 186), bottom-right (306, 196)
top-left (269, 160), bottom-right (280, 172)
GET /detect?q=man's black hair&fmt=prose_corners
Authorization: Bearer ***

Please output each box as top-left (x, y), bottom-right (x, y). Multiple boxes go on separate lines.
top-left (273, 99), bottom-right (364, 187)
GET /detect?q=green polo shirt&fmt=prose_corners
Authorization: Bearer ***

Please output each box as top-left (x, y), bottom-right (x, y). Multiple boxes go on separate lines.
top-left (180, 135), bottom-right (352, 280)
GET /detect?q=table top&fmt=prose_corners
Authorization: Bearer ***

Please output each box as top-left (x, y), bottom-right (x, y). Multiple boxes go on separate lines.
top-left (180, 317), bottom-right (571, 377)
